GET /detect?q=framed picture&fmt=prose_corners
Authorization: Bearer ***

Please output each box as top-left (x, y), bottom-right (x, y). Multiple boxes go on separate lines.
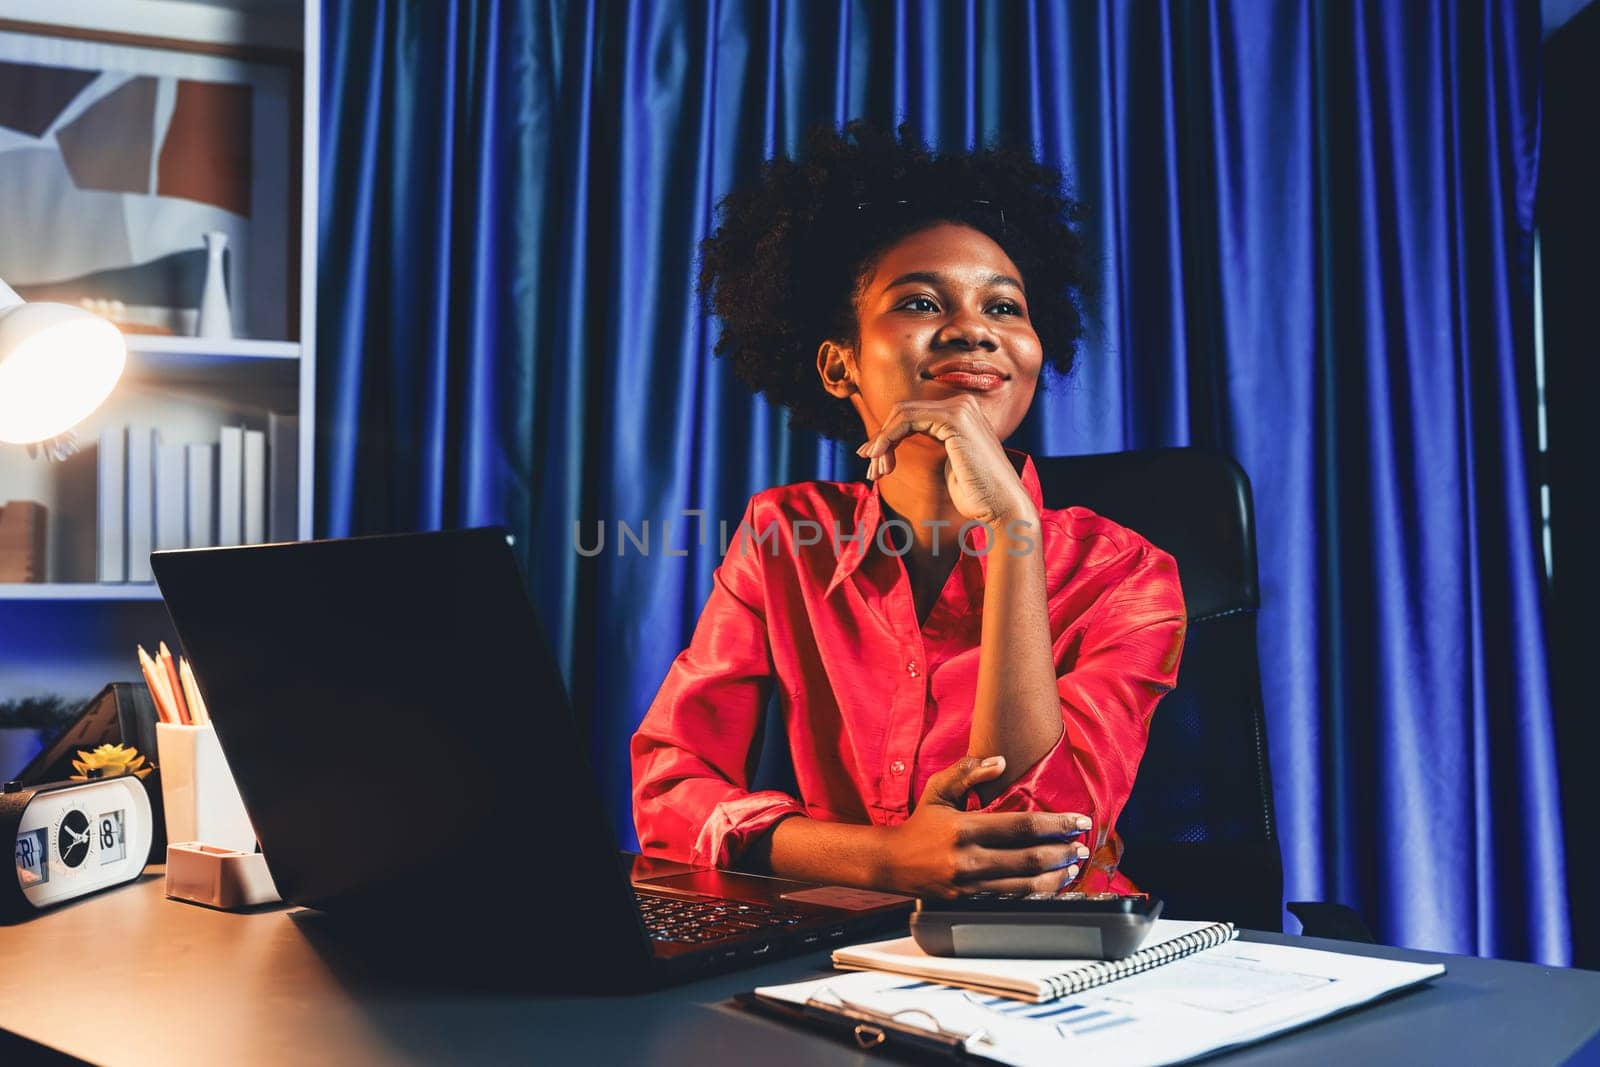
top-left (0, 25), bottom-right (295, 340)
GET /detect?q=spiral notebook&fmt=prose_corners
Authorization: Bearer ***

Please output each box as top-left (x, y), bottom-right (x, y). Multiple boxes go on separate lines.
top-left (832, 918), bottom-right (1237, 1003)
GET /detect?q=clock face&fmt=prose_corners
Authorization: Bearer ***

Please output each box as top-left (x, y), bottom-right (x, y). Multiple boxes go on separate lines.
top-left (56, 810), bottom-right (91, 869)
top-left (8, 779), bottom-right (152, 918)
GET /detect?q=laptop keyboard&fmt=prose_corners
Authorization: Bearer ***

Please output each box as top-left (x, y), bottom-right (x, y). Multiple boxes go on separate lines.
top-left (635, 891), bottom-right (808, 945)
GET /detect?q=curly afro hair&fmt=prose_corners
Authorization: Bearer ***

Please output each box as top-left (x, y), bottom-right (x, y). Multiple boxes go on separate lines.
top-left (697, 121), bottom-right (1089, 442)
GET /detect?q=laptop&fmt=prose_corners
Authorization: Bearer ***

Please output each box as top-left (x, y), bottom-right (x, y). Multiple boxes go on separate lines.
top-left (150, 528), bottom-right (912, 987)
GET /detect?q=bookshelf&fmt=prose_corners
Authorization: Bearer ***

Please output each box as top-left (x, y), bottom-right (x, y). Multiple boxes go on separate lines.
top-left (0, 0), bottom-right (318, 720)
top-left (0, 584), bottom-right (165, 602)
top-left (127, 337), bottom-right (301, 360)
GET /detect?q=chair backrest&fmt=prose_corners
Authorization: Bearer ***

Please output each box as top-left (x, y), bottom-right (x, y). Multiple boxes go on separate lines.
top-left (1032, 449), bottom-right (1284, 931)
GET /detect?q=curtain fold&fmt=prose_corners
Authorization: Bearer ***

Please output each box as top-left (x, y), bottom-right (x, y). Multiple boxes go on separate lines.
top-left (317, 0), bottom-right (1567, 963)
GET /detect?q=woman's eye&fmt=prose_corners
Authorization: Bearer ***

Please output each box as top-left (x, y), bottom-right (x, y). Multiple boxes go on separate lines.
top-left (899, 296), bottom-right (939, 312)
top-left (989, 301), bottom-right (1022, 316)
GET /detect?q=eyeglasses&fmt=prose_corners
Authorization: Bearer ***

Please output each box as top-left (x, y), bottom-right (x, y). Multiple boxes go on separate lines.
top-left (805, 987), bottom-right (996, 1050)
top-left (854, 198), bottom-right (1007, 233)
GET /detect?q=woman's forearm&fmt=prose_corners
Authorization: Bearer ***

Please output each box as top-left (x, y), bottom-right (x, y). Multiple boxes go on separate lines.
top-left (744, 816), bottom-right (889, 889)
top-left (970, 510), bottom-right (1065, 802)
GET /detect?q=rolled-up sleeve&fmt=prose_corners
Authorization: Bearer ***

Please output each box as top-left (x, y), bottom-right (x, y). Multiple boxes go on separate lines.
top-left (631, 497), bottom-right (806, 868)
top-left (976, 542), bottom-right (1187, 840)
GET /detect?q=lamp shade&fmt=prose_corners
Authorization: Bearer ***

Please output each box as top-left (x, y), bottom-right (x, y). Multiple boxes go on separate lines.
top-left (0, 278), bottom-right (126, 445)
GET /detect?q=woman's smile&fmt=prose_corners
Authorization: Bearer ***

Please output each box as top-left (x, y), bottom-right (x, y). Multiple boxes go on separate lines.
top-left (922, 357), bottom-right (1011, 392)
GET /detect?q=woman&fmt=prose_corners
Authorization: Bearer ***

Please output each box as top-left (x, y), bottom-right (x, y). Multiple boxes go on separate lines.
top-left (631, 123), bottom-right (1186, 900)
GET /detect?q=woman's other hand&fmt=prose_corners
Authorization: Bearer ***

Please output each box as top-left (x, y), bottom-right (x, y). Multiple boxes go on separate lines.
top-left (877, 754), bottom-right (1091, 900)
top-left (857, 394), bottom-right (1035, 528)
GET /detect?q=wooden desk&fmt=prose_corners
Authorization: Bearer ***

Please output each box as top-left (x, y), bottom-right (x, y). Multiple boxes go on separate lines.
top-left (2, 869), bottom-right (1598, 1065)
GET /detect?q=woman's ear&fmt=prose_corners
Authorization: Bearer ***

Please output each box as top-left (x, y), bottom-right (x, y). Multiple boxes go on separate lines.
top-left (816, 340), bottom-right (857, 399)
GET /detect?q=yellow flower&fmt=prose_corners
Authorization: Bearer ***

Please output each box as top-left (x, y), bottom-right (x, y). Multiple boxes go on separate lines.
top-left (69, 743), bottom-right (153, 781)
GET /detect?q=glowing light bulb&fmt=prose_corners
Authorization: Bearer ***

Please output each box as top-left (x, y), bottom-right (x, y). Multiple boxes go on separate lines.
top-left (0, 280), bottom-right (127, 446)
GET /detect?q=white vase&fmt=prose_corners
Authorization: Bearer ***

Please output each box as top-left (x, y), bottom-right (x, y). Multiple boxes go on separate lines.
top-left (196, 231), bottom-right (234, 339)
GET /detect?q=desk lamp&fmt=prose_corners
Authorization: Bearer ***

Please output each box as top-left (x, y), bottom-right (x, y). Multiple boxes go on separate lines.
top-left (0, 276), bottom-right (126, 458)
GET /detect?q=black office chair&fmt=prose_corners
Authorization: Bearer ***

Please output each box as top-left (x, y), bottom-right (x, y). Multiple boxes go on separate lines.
top-left (1033, 449), bottom-right (1371, 940)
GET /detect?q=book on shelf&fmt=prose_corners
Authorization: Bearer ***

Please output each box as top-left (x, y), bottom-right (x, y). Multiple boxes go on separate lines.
top-left (186, 443), bottom-right (217, 549)
top-left (126, 424), bottom-right (155, 582)
top-left (154, 436), bottom-right (187, 553)
top-left (243, 428), bottom-right (266, 545)
top-left (267, 412), bottom-right (299, 542)
top-left (218, 426), bottom-right (243, 547)
top-left (0, 500), bottom-right (48, 582)
top-left (83, 423), bottom-right (277, 583)
top-left (96, 427), bottom-right (127, 583)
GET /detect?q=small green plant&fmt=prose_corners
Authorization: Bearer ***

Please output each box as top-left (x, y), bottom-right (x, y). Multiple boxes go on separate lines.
top-left (0, 695), bottom-right (82, 734)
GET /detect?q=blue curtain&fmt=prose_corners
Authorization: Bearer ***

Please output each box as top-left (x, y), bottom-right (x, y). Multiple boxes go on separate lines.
top-left (317, 0), bottom-right (1568, 964)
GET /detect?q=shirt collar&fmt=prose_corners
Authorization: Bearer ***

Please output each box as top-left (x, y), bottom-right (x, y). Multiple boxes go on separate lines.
top-left (823, 448), bottom-right (1043, 598)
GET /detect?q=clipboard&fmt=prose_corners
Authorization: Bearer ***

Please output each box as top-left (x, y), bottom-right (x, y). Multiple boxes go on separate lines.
top-left (733, 990), bottom-right (1003, 1064)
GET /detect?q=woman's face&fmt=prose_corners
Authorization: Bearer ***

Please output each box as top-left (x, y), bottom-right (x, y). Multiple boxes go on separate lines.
top-left (822, 222), bottom-right (1043, 449)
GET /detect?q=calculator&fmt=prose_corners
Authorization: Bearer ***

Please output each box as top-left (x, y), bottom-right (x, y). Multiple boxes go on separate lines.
top-left (909, 891), bottom-right (1164, 959)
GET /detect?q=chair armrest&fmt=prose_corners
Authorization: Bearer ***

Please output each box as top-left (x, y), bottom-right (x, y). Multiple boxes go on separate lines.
top-left (1286, 901), bottom-right (1377, 943)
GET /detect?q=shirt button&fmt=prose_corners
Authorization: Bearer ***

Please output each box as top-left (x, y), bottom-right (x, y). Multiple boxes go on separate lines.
top-left (906, 659), bottom-right (920, 678)
top-left (890, 759), bottom-right (907, 775)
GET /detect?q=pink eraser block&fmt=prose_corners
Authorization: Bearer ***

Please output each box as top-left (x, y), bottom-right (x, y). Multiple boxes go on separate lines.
top-left (165, 841), bottom-right (282, 909)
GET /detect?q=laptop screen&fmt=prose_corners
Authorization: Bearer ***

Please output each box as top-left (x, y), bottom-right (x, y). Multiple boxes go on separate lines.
top-left (151, 529), bottom-right (636, 926)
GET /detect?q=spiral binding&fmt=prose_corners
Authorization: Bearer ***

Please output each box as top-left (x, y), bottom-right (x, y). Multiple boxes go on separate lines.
top-left (1039, 922), bottom-right (1238, 1000)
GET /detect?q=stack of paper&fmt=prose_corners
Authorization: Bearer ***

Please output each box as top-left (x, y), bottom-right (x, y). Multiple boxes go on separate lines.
top-left (755, 927), bottom-right (1445, 1067)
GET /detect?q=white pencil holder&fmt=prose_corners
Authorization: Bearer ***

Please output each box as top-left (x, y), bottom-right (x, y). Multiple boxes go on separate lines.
top-left (155, 723), bottom-right (256, 854)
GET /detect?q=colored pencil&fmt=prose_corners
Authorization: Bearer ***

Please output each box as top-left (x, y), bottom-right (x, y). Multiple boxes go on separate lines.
top-left (158, 641), bottom-right (191, 725)
top-left (178, 657), bottom-right (210, 727)
top-left (137, 644), bottom-right (177, 724)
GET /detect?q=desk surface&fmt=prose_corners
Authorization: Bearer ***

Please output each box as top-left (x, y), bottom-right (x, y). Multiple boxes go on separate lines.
top-left (2, 870), bottom-right (1597, 1066)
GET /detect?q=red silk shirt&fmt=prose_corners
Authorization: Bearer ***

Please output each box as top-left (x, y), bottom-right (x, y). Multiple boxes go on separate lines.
top-left (630, 450), bottom-right (1186, 893)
